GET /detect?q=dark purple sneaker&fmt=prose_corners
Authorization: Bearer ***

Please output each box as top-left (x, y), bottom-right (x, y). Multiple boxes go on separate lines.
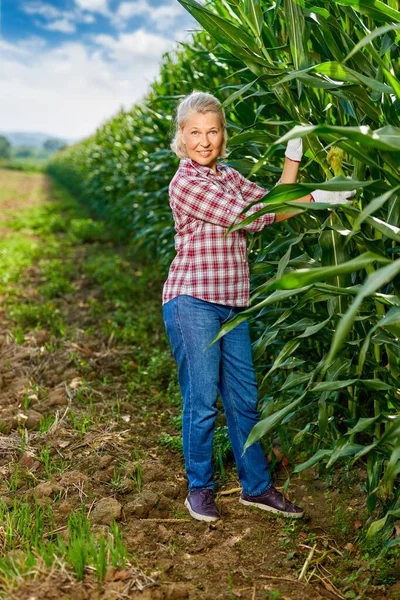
top-left (240, 486), bottom-right (304, 519)
top-left (184, 489), bottom-right (219, 522)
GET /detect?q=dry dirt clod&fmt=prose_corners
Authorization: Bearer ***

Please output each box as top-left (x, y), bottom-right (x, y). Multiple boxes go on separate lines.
top-left (58, 500), bottom-right (72, 515)
top-left (141, 460), bottom-right (168, 484)
top-left (98, 454), bottom-right (113, 469)
top-left (148, 481), bottom-right (180, 499)
top-left (19, 451), bottom-right (36, 469)
top-left (90, 497), bottom-right (122, 525)
top-left (33, 481), bottom-right (63, 499)
top-left (0, 417), bottom-right (17, 433)
top-left (19, 409), bottom-right (43, 430)
top-left (34, 329), bottom-right (49, 344)
top-left (47, 387), bottom-right (68, 407)
top-left (59, 470), bottom-right (89, 487)
top-left (161, 582), bottom-right (190, 599)
top-left (9, 377), bottom-right (31, 395)
top-left (124, 491), bottom-right (159, 518)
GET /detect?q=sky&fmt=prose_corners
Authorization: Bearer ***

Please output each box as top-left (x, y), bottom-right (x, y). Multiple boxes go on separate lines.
top-left (0, 0), bottom-right (199, 141)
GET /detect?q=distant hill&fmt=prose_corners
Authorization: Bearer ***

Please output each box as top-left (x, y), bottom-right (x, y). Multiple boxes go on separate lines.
top-left (0, 131), bottom-right (76, 148)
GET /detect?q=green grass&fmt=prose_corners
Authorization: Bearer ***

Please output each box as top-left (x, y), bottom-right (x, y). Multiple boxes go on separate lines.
top-left (0, 234), bottom-right (39, 288)
top-left (0, 500), bottom-right (129, 591)
top-left (0, 158), bottom-right (49, 173)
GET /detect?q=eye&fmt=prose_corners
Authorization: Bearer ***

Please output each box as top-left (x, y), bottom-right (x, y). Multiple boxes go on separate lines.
top-left (211, 130), bottom-right (218, 135)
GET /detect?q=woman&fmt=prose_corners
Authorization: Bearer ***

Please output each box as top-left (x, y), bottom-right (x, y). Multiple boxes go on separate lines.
top-left (162, 91), bottom-right (354, 523)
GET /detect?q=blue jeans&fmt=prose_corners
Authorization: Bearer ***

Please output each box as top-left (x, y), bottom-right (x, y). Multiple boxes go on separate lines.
top-left (162, 294), bottom-right (271, 496)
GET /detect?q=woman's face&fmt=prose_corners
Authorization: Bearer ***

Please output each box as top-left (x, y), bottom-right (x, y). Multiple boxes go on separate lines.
top-left (179, 111), bottom-right (224, 173)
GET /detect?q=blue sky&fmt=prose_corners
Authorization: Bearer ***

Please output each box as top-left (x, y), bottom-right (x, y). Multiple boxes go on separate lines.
top-left (0, 0), bottom-right (198, 140)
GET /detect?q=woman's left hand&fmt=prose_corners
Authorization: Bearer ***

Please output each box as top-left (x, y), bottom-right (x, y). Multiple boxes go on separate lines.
top-left (285, 138), bottom-right (303, 163)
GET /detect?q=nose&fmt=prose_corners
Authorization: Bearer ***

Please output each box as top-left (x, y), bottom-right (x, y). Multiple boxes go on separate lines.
top-left (199, 134), bottom-right (211, 147)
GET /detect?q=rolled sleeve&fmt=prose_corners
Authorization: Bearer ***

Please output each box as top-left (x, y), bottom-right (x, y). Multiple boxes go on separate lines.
top-left (235, 170), bottom-right (275, 231)
top-left (170, 174), bottom-right (275, 232)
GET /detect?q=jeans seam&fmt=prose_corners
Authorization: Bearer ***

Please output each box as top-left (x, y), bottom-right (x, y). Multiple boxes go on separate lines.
top-left (221, 307), bottom-right (233, 324)
top-left (175, 297), bottom-right (193, 479)
top-left (221, 367), bottom-right (251, 485)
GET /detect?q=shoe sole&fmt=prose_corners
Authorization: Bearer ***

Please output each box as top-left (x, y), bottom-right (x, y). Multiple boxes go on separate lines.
top-left (184, 498), bottom-right (219, 522)
top-left (239, 498), bottom-right (304, 519)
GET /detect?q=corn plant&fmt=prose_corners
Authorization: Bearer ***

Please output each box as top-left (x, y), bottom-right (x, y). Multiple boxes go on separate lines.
top-left (177, 0), bottom-right (400, 543)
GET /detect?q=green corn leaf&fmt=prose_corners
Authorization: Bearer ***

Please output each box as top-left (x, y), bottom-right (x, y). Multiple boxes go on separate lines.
top-left (280, 372), bottom-right (312, 391)
top-left (276, 124), bottom-right (400, 152)
top-left (359, 379), bottom-right (395, 391)
top-left (244, 0), bottom-right (264, 37)
top-left (272, 62), bottom-right (393, 94)
top-left (326, 439), bottom-right (366, 468)
top-left (244, 395), bottom-right (304, 451)
top-left (343, 24), bottom-right (400, 63)
top-left (331, 0), bottom-right (400, 23)
top-left (262, 339), bottom-right (301, 380)
top-left (220, 78), bottom-right (260, 108)
top-left (228, 131), bottom-right (277, 146)
top-left (325, 259), bottom-right (400, 371)
top-left (281, 318), bottom-right (315, 331)
top-left (314, 62), bottom-right (393, 94)
top-left (382, 66), bottom-right (400, 100)
top-left (380, 445), bottom-right (400, 495)
top-left (311, 379), bottom-right (357, 392)
top-left (207, 286), bottom-right (312, 345)
top-left (298, 316), bottom-right (332, 338)
top-left (358, 307), bottom-right (400, 374)
top-left (284, 0), bottom-right (308, 92)
top-left (177, 0), bottom-right (261, 54)
top-left (252, 329), bottom-right (279, 361)
top-left (293, 449), bottom-right (332, 473)
top-left (346, 415), bottom-right (383, 436)
top-left (367, 509), bottom-right (400, 538)
top-left (270, 252), bottom-right (390, 291)
top-left (352, 187), bottom-right (400, 233)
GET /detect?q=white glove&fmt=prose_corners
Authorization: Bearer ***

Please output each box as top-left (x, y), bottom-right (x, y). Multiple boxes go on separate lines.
top-left (285, 138), bottom-right (303, 162)
top-left (311, 188), bottom-right (356, 204)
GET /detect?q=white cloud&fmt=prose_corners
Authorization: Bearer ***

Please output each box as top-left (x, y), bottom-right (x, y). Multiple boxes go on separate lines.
top-left (37, 18), bottom-right (77, 33)
top-left (22, 2), bottom-right (78, 34)
top-left (112, 1), bottom-right (185, 32)
top-left (22, 1), bottom-right (65, 19)
top-left (92, 29), bottom-right (171, 64)
top-left (82, 14), bottom-right (97, 23)
top-left (22, 1), bottom-right (100, 34)
top-left (0, 40), bottom-right (30, 56)
top-left (0, 35), bottom-right (178, 140)
top-left (74, 0), bottom-right (109, 15)
top-left (19, 36), bottom-right (48, 50)
top-left (116, 0), bottom-right (148, 19)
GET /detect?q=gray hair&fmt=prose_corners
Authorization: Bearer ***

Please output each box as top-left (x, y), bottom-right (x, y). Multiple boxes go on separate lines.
top-left (170, 91), bottom-right (228, 159)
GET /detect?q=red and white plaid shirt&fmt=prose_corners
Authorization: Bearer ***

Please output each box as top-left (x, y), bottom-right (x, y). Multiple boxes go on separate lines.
top-left (162, 158), bottom-right (275, 307)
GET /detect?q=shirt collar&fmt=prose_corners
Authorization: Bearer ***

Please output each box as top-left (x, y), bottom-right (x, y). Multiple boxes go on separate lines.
top-left (180, 158), bottom-right (227, 178)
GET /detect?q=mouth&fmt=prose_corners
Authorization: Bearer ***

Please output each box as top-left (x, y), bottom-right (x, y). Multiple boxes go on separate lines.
top-left (199, 151), bottom-right (212, 157)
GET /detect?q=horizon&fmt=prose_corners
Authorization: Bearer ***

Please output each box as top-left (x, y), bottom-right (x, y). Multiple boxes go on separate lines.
top-left (0, 0), bottom-right (197, 140)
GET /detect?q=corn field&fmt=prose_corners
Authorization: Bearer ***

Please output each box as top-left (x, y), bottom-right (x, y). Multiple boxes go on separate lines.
top-left (49, 0), bottom-right (400, 550)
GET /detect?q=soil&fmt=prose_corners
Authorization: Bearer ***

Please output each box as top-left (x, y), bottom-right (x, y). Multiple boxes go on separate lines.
top-left (0, 169), bottom-right (398, 600)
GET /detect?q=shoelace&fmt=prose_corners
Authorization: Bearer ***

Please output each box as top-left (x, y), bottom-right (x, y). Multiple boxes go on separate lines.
top-left (199, 490), bottom-right (215, 507)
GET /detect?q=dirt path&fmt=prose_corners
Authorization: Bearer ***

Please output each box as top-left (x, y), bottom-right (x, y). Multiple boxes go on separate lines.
top-left (0, 169), bottom-right (396, 600)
